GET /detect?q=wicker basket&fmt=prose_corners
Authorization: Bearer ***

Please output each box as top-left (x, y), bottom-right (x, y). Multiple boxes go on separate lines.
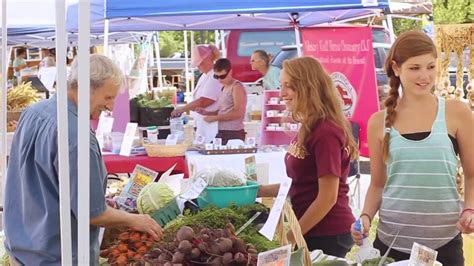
top-left (143, 140), bottom-right (190, 157)
top-left (263, 198), bottom-right (312, 266)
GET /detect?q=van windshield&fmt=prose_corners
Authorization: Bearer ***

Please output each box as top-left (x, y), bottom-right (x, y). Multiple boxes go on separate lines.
top-left (237, 31), bottom-right (296, 57)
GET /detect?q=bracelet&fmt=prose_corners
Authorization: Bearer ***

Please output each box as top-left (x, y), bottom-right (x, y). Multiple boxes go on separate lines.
top-left (360, 213), bottom-right (372, 224)
top-left (460, 208), bottom-right (474, 217)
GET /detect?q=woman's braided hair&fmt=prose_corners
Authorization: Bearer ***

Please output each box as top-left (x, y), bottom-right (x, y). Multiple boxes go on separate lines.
top-left (382, 31), bottom-right (437, 162)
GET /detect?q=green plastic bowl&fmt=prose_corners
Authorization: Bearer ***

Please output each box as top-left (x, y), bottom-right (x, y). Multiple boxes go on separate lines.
top-left (197, 180), bottom-right (260, 208)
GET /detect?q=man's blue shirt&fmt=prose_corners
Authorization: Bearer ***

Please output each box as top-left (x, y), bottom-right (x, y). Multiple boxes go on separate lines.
top-left (4, 95), bottom-right (107, 265)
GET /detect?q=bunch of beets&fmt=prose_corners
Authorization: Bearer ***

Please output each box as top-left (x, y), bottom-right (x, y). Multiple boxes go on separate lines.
top-left (143, 223), bottom-right (258, 265)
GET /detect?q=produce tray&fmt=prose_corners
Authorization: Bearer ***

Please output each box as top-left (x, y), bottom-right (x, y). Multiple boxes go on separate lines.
top-left (198, 147), bottom-right (258, 155)
top-left (150, 198), bottom-right (181, 227)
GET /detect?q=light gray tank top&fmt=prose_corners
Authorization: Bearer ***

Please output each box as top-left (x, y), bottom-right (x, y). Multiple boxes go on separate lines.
top-left (378, 97), bottom-right (461, 253)
top-left (217, 80), bottom-right (246, 131)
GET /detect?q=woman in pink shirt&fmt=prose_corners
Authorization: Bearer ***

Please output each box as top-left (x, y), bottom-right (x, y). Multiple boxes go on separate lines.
top-left (258, 57), bottom-right (358, 257)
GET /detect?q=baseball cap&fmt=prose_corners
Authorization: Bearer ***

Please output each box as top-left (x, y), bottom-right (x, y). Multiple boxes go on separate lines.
top-left (191, 45), bottom-right (212, 68)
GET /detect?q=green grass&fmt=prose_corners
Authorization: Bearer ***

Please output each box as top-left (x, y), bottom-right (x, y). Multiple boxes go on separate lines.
top-left (346, 217), bottom-right (379, 261)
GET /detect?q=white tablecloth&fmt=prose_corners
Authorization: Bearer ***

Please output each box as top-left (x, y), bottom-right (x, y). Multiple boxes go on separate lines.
top-left (185, 150), bottom-right (287, 184)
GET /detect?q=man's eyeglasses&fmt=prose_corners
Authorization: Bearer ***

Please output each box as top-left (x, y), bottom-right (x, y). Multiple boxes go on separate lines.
top-left (213, 72), bottom-right (229, 80)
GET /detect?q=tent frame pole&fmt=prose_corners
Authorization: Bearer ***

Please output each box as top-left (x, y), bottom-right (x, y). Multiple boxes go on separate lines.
top-left (55, 0), bottom-right (73, 263)
top-left (78, 0), bottom-right (91, 263)
top-left (1, 0), bottom-right (7, 209)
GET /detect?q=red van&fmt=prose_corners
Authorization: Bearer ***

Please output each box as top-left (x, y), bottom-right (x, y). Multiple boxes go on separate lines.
top-left (226, 26), bottom-right (391, 83)
top-left (226, 29), bottom-right (297, 82)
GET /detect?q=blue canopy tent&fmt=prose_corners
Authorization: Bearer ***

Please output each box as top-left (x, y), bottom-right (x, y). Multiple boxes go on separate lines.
top-left (67, 0), bottom-right (389, 32)
top-left (107, 0), bottom-right (388, 16)
top-left (65, 0), bottom-right (390, 87)
top-left (6, 30), bottom-right (150, 47)
top-left (0, 0), bottom-right (149, 47)
top-left (0, 0), bottom-right (57, 46)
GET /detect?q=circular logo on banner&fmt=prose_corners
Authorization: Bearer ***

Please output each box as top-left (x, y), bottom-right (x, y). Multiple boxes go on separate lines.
top-left (330, 72), bottom-right (357, 117)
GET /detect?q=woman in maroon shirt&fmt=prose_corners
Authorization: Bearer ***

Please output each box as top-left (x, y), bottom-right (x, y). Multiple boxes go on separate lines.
top-left (258, 57), bottom-right (358, 257)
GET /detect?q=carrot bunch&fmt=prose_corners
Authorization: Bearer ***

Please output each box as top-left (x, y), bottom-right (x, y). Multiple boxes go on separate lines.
top-left (100, 230), bottom-right (155, 265)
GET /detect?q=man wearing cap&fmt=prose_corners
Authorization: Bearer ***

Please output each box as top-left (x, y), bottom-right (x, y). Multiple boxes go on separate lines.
top-left (171, 44), bottom-right (222, 117)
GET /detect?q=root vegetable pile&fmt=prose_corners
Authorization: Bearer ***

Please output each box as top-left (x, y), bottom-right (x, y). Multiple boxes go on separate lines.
top-left (100, 231), bottom-right (155, 265)
top-left (143, 224), bottom-right (258, 265)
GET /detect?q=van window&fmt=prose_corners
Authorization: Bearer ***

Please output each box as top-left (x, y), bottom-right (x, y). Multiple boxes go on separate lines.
top-left (372, 29), bottom-right (391, 44)
top-left (237, 31), bottom-right (296, 57)
top-left (271, 48), bottom-right (298, 69)
top-left (373, 47), bottom-right (389, 69)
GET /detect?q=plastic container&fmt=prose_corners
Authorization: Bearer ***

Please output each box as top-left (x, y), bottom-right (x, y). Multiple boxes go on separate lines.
top-left (103, 132), bottom-right (124, 154)
top-left (170, 117), bottom-right (185, 141)
top-left (170, 117), bottom-right (184, 134)
top-left (150, 198), bottom-right (181, 227)
top-left (146, 126), bottom-right (159, 143)
top-left (354, 219), bottom-right (380, 263)
top-left (197, 181), bottom-right (260, 208)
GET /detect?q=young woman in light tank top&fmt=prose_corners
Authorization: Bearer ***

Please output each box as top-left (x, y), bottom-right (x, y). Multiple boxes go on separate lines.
top-left (197, 58), bottom-right (247, 144)
top-left (350, 31), bottom-right (473, 265)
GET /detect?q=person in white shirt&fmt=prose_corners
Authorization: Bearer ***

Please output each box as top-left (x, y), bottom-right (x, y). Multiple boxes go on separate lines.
top-left (39, 48), bottom-right (56, 68)
top-left (171, 44), bottom-right (222, 117)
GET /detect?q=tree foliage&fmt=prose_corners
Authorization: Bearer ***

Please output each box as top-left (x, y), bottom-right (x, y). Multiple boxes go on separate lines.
top-left (392, 17), bottom-right (423, 36)
top-left (159, 32), bottom-right (180, 57)
top-left (433, 0), bottom-right (473, 24)
top-left (159, 31), bottom-right (217, 57)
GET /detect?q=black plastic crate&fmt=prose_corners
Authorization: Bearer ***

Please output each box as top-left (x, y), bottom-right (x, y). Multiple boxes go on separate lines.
top-left (137, 106), bottom-right (174, 127)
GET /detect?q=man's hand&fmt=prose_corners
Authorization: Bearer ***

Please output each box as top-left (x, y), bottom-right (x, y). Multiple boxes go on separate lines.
top-left (204, 115), bottom-right (218, 123)
top-left (194, 107), bottom-right (208, 115)
top-left (171, 108), bottom-right (184, 118)
top-left (128, 214), bottom-right (163, 241)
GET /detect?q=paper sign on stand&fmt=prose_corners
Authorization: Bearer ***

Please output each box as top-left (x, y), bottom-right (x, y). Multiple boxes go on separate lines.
top-left (158, 163), bottom-right (177, 181)
top-left (408, 242), bottom-right (438, 266)
top-left (176, 177), bottom-right (208, 212)
top-left (96, 112), bottom-right (114, 149)
top-left (194, 135), bottom-right (205, 145)
top-left (160, 173), bottom-right (184, 196)
top-left (38, 67), bottom-right (57, 91)
top-left (116, 165), bottom-right (159, 211)
top-left (120, 122), bottom-right (138, 156)
top-left (256, 163), bottom-right (270, 185)
top-left (257, 244), bottom-right (292, 266)
top-left (190, 111), bottom-right (218, 143)
top-left (157, 163), bottom-right (184, 196)
top-left (165, 134), bottom-right (178, 146)
top-left (245, 156), bottom-right (257, 181)
top-left (180, 178), bottom-right (207, 201)
top-left (259, 177), bottom-right (292, 240)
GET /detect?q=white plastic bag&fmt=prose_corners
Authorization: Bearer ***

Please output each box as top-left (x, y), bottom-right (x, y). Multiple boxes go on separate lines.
top-left (190, 167), bottom-right (246, 187)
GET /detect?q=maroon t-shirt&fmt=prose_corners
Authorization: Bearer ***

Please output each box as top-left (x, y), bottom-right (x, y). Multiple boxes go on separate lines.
top-left (285, 119), bottom-right (355, 237)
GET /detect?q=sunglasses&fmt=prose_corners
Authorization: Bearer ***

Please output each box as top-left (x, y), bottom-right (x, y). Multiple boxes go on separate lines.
top-left (213, 72), bottom-right (229, 80)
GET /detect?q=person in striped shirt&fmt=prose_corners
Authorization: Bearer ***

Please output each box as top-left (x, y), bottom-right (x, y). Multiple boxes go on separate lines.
top-left (350, 31), bottom-right (473, 265)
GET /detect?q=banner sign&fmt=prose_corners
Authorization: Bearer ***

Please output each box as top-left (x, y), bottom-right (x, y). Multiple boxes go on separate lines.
top-left (301, 27), bottom-right (379, 156)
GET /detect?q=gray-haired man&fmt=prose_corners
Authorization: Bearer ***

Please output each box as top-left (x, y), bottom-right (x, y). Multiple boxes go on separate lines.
top-left (4, 54), bottom-right (163, 265)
